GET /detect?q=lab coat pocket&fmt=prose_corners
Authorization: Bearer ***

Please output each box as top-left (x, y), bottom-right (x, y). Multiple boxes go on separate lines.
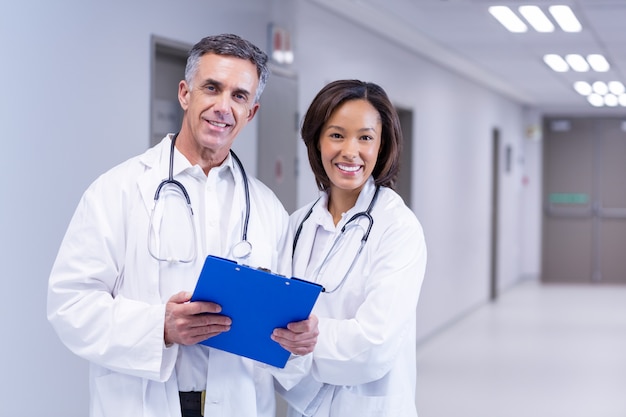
top-left (329, 387), bottom-right (400, 417)
top-left (92, 372), bottom-right (143, 417)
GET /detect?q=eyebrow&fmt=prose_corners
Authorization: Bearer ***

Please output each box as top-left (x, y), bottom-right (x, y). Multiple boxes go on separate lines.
top-left (325, 125), bottom-right (378, 133)
top-left (202, 78), bottom-right (251, 99)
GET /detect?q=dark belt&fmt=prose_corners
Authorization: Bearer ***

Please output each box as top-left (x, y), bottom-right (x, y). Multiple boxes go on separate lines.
top-left (179, 391), bottom-right (204, 416)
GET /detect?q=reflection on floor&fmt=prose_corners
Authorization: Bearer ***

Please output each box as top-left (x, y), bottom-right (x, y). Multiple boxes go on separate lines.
top-left (415, 279), bottom-right (626, 417)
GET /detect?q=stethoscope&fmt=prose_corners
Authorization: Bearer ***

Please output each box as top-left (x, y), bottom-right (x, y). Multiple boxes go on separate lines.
top-left (292, 185), bottom-right (380, 293)
top-left (148, 132), bottom-right (252, 263)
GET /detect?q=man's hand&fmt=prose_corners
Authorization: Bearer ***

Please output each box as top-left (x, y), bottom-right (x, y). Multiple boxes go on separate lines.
top-left (164, 291), bottom-right (232, 346)
top-left (271, 314), bottom-right (319, 356)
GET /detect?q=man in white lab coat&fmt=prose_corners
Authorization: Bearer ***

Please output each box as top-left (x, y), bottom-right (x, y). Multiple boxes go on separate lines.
top-left (47, 33), bottom-right (318, 417)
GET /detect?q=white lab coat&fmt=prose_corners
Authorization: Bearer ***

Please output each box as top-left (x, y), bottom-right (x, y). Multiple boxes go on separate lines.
top-left (280, 179), bottom-right (427, 417)
top-left (47, 136), bottom-right (306, 417)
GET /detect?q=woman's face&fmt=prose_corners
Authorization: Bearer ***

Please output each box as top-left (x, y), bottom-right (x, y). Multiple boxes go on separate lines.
top-left (319, 99), bottom-right (382, 195)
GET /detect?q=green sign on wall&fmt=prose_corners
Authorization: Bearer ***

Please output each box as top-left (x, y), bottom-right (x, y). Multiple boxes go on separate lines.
top-left (549, 193), bottom-right (589, 204)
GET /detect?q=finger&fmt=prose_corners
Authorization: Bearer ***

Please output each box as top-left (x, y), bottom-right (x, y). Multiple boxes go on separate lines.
top-left (271, 335), bottom-right (317, 350)
top-left (187, 301), bottom-right (223, 315)
top-left (286, 314), bottom-right (318, 332)
top-left (273, 325), bottom-right (319, 341)
top-left (272, 328), bottom-right (318, 349)
top-left (188, 313), bottom-right (232, 328)
top-left (168, 291), bottom-right (193, 304)
top-left (274, 336), bottom-right (317, 355)
top-left (189, 324), bottom-right (232, 339)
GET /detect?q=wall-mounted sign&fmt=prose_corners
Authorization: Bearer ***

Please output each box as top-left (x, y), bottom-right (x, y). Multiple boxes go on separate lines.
top-left (268, 23), bottom-right (293, 65)
top-left (549, 193), bottom-right (589, 204)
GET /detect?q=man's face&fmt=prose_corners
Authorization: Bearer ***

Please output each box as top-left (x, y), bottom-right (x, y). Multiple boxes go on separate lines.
top-left (178, 53), bottom-right (260, 157)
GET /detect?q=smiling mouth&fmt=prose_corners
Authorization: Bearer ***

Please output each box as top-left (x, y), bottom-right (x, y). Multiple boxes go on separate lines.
top-left (208, 120), bottom-right (229, 128)
top-left (336, 163), bottom-right (361, 173)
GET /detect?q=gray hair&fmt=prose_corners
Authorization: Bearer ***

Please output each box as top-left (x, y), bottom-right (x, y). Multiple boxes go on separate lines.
top-left (185, 33), bottom-right (270, 104)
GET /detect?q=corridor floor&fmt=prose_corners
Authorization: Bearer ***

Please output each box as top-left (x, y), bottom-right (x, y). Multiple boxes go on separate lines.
top-left (415, 279), bottom-right (626, 417)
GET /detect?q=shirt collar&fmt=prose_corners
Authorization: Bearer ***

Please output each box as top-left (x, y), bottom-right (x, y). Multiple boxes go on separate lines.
top-left (310, 177), bottom-right (378, 230)
top-left (160, 136), bottom-right (238, 185)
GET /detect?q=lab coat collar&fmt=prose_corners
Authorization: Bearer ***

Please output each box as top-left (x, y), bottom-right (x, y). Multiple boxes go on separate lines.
top-left (136, 135), bottom-right (242, 213)
top-left (292, 178), bottom-right (378, 278)
top-left (309, 177), bottom-right (378, 230)
top-left (154, 134), bottom-right (239, 183)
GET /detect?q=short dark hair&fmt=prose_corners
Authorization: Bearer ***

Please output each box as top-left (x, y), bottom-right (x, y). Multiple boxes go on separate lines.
top-left (185, 33), bottom-right (269, 103)
top-left (301, 79), bottom-right (403, 191)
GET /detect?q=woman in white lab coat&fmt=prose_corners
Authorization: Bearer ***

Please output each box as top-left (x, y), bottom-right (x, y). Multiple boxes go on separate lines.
top-left (281, 80), bottom-right (427, 416)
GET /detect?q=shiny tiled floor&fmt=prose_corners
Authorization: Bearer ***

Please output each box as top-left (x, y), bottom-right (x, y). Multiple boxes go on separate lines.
top-left (415, 279), bottom-right (626, 417)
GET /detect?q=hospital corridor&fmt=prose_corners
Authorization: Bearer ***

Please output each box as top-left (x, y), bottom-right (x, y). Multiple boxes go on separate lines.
top-left (5, 0), bottom-right (626, 415)
top-left (414, 279), bottom-right (626, 417)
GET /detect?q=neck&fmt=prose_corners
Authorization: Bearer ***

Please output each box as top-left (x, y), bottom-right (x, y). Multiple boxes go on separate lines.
top-left (174, 131), bottom-right (229, 176)
top-left (327, 188), bottom-right (360, 225)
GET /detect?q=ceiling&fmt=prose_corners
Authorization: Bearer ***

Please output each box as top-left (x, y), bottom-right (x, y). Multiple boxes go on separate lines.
top-left (307, 0), bottom-right (626, 116)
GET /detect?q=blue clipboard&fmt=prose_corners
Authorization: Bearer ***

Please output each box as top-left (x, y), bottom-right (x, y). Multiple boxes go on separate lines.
top-left (190, 255), bottom-right (323, 368)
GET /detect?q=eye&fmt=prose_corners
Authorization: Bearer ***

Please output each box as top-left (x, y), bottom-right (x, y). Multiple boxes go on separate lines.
top-left (360, 135), bottom-right (374, 141)
top-left (329, 132), bottom-right (343, 139)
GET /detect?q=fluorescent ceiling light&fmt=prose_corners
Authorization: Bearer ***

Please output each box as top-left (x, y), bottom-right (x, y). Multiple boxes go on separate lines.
top-left (565, 54), bottom-right (589, 72)
top-left (608, 81), bottom-right (625, 95)
top-left (489, 6), bottom-right (527, 33)
top-left (587, 54), bottom-right (610, 72)
top-left (519, 6), bottom-right (554, 32)
top-left (587, 94), bottom-right (604, 107)
top-left (604, 94), bottom-right (619, 107)
top-left (573, 81), bottom-right (592, 96)
top-left (549, 5), bottom-right (582, 32)
top-left (544, 54), bottom-right (569, 72)
top-left (592, 81), bottom-right (609, 95)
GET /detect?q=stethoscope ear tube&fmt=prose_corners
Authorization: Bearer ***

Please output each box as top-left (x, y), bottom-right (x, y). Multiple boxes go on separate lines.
top-left (292, 186), bottom-right (380, 293)
top-left (294, 185), bottom-right (380, 252)
top-left (149, 133), bottom-right (253, 263)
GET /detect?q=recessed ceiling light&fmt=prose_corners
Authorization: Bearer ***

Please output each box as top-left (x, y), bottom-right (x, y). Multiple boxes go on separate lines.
top-left (544, 54), bottom-right (569, 72)
top-left (592, 81), bottom-right (609, 95)
top-left (608, 81), bottom-right (625, 95)
top-left (587, 54), bottom-right (610, 72)
top-left (619, 94), bottom-right (626, 107)
top-left (565, 54), bottom-right (589, 72)
top-left (587, 94), bottom-right (604, 107)
top-left (549, 5), bottom-right (582, 33)
top-left (519, 5), bottom-right (554, 32)
top-left (573, 81), bottom-right (592, 96)
top-left (489, 6), bottom-right (528, 33)
top-left (604, 94), bottom-right (619, 107)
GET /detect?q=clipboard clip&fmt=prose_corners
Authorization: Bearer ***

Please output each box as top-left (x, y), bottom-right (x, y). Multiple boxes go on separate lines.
top-left (256, 266), bottom-right (287, 278)
top-left (253, 265), bottom-right (326, 292)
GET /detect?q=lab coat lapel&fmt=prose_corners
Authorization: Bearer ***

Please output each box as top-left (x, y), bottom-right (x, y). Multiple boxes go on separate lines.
top-left (137, 137), bottom-right (171, 215)
top-left (225, 154), bottom-right (247, 260)
top-left (292, 202), bottom-right (322, 279)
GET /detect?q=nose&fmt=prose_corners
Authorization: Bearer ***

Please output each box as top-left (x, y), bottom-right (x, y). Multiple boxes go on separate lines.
top-left (341, 137), bottom-right (359, 160)
top-left (212, 93), bottom-right (231, 116)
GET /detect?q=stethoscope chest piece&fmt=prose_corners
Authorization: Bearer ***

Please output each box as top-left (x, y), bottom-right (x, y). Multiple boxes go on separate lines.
top-left (232, 240), bottom-right (252, 260)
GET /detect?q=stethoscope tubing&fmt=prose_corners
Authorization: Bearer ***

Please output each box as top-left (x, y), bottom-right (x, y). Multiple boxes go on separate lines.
top-left (149, 133), bottom-right (252, 262)
top-left (292, 185), bottom-right (380, 293)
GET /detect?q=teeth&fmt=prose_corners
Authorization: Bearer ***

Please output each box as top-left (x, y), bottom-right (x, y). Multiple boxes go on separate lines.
top-left (337, 164), bottom-right (360, 172)
top-left (210, 121), bottom-right (227, 128)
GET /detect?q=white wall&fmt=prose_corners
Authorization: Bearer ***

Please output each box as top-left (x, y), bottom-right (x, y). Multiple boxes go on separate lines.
top-left (0, 1), bottom-right (271, 415)
top-left (0, 0), bottom-right (541, 415)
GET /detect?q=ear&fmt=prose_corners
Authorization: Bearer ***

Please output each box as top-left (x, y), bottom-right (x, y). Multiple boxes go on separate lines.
top-left (178, 80), bottom-right (190, 111)
top-left (247, 103), bottom-right (260, 121)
